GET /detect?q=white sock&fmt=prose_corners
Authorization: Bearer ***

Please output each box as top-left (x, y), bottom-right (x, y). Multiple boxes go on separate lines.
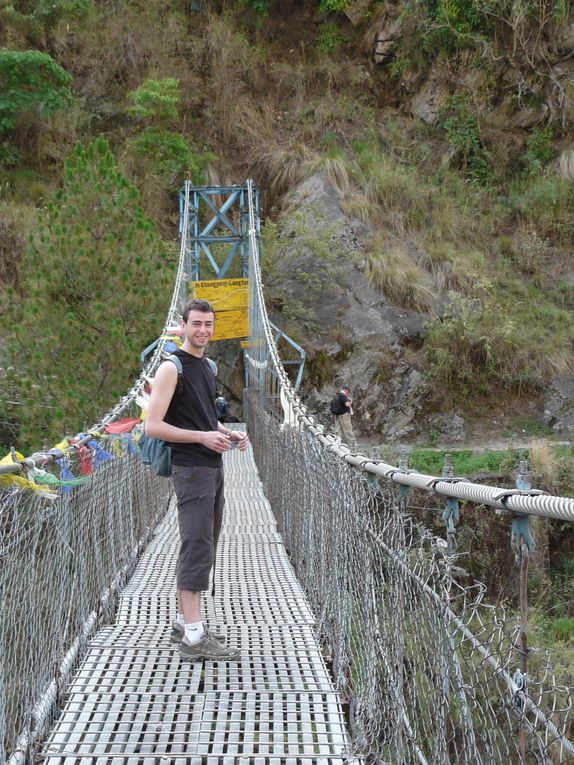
top-left (184, 621), bottom-right (204, 645)
top-left (176, 613), bottom-right (185, 627)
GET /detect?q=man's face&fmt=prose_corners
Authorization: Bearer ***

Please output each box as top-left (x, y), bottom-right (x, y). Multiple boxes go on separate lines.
top-left (181, 310), bottom-right (215, 349)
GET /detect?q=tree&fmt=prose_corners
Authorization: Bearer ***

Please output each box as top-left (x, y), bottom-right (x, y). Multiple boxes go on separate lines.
top-left (0, 50), bottom-right (74, 132)
top-left (1, 137), bottom-right (174, 450)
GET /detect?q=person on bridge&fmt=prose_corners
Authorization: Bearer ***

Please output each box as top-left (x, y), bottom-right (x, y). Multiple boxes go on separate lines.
top-left (215, 392), bottom-right (240, 424)
top-left (145, 298), bottom-right (248, 662)
top-left (215, 393), bottom-right (230, 423)
top-left (331, 385), bottom-right (356, 447)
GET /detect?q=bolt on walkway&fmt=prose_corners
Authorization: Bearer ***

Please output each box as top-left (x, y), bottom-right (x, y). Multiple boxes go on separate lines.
top-left (42, 443), bottom-right (355, 764)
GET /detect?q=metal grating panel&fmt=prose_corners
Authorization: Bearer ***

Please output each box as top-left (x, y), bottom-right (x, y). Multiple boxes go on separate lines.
top-left (41, 445), bottom-right (355, 763)
top-left (42, 758), bottom-right (351, 765)
top-left (44, 692), bottom-right (348, 758)
top-left (54, 647), bottom-right (331, 694)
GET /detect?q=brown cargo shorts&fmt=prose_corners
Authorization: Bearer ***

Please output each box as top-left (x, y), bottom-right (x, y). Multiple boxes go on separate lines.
top-left (171, 465), bottom-right (224, 592)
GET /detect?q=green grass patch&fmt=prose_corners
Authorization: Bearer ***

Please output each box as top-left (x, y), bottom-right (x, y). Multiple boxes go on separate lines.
top-left (408, 448), bottom-right (515, 477)
top-left (551, 617), bottom-right (574, 643)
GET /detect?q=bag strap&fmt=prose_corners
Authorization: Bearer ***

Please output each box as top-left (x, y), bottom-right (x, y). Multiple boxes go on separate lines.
top-left (165, 354), bottom-right (216, 397)
top-left (166, 354), bottom-right (184, 396)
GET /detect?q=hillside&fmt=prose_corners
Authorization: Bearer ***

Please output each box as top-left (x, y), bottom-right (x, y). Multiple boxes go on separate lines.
top-left (0, 0), bottom-right (573, 454)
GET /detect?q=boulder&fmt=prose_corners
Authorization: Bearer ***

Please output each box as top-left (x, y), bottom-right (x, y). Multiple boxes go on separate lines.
top-left (381, 365), bottom-right (429, 442)
top-left (407, 78), bottom-right (451, 125)
top-left (278, 174), bottom-right (425, 352)
top-left (427, 412), bottom-right (467, 447)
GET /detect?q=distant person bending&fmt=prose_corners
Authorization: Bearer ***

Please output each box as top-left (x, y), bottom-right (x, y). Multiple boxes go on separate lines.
top-left (215, 393), bottom-right (230, 423)
top-left (215, 393), bottom-right (239, 424)
top-left (332, 385), bottom-right (355, 447)
top-left (146, 298), bottom-right (248, 662)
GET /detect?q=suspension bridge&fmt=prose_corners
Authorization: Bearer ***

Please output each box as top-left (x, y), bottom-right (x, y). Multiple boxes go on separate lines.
top-left (1, 180), bottom-right (574, 765)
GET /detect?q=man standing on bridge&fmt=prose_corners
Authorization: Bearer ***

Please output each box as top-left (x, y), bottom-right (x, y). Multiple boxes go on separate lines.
top-left (331, 385), bottom-right (356, 448)
top-left (146, 298), bottom-right (248, 661)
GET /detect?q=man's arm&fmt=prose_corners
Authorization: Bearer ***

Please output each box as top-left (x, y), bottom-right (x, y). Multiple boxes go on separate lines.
top-left (339, 392), bottom-right (352, 409)
top-left (145, 361), bottom-right (231, 453)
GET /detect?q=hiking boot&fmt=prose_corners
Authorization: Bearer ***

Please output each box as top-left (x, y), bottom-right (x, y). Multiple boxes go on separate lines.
top-left (170, 620), bottom-right (225, 644)
top-left (179, 632), bottom-right (240, 662)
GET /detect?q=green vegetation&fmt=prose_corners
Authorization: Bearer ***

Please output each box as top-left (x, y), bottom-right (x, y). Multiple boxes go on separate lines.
top-left (366, 239), bottom-right (435, 312)
top-left (522, 127), bottom-right (555, 177)
top-left (551, 617), bottom-right (574, 643)
top-left (439, 95), bottom-right (491, 186)
top-left (0, 50), bottom-right (73, 132)
top-left (127, 78), bottom-right (180, 124)
top-left (317, 22), bottom-right (345, 53)
top-left (320, 0), bottom-right (348, 12)
top-left (408, 447), bottom-right (515, 477)
top-left (126, 78), bottom-right (214, 187)
top-left (1, 138), bottom-right (173, 449)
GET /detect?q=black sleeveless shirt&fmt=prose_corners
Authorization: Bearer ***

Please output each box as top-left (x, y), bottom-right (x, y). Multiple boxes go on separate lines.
top-left (164, 348), bottom-right (222, 468)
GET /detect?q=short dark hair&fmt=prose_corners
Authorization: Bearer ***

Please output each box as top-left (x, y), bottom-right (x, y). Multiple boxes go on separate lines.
top-left (182, 299), bottom-right (215, 323)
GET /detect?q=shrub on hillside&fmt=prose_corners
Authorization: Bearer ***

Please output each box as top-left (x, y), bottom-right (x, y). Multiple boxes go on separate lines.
top-left (127, 78), bottom-right (180, 125)
top-left (0, 50), bottom-right (74, 133)
top-left (132, 129), bottom-right (211, 186)
top-left (424, 283), bottom-right (574, 396)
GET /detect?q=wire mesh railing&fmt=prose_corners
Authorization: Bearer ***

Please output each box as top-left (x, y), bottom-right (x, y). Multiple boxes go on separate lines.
top-left (0, 445), bottom-right (171, 763)
top-left (0, 182), bottom-right (195, 763)
top-left (244, 179), bottom-right (574, 763)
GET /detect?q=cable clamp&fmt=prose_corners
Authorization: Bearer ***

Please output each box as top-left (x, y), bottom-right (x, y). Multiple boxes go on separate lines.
top-left (426, 476), bottom-right (469, 489)
top-left (385, 467), bottom-right (413, 480)
top-left (512, 668), bottom-right (527, 711)
top-left (493, 489), bottom-right (548, 504)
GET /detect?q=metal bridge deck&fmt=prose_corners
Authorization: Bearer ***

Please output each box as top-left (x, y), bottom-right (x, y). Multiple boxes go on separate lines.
top-left (42, 444), bottom-right (354, 764)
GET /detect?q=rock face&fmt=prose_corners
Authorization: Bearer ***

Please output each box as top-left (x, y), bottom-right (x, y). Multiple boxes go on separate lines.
top-left (371, 7), bottom-right (403, 64)
top-left (270, 173), bottom-right (429, 442)
top-left (407, 78), bottom-right (451, 125)
top-left (544, 375), bottom-right (574, 437)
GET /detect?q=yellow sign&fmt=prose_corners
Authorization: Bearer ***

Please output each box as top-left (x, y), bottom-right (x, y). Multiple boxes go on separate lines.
top-left (212, 309), bottom-right (248, 341)
top-left (191, 279), bottom-right (248, 341)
